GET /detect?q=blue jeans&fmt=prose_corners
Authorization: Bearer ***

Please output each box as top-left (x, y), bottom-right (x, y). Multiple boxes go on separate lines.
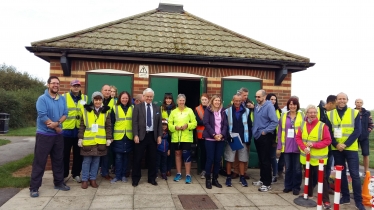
top-left (271, 145), bottom-right (278, 177)
top-left (205, 140), bottom-right (225, 176)
top-left (283, 153), bottom-right (302, 190)
top-left (82, 156), bottom-right (100, 181)
top-left (156, 150), bottom-right (168, 174)
top-left (114, 152), bottom-right (130, 179)
top-left (332, 150), bottom-right (362, 204)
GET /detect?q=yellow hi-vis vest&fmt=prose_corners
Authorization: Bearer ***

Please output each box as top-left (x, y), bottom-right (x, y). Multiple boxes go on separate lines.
top-left (62, 93), bottom-right (87, 129)
top-left (299, 121), bottom-right (328, 166)
top-left (280, 111), bottom-right (305, 152)
top-left (107, 98), bottom-right (115, 112)
top-left (275, 109), bottom-right (281, 143)
top-left (327, 108), bottom-right (359, 151)
top-left (113, 105), bottom-right (133, 140)
top-left (82, 107), bottom-right (107, 146)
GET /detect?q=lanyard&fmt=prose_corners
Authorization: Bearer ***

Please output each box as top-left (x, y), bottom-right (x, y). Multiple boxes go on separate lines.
top-left (334, 110), bottom-right (342, 128)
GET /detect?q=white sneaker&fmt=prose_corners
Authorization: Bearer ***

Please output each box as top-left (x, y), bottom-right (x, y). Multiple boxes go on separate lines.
top-left (200, 171), bottom-right (206, 179)
top-left (258, 185), bottom-right (271, 192)
top-left (73, 176), bottom-right (82, 183)
top-left (252, 181), bottom-right (263, 186)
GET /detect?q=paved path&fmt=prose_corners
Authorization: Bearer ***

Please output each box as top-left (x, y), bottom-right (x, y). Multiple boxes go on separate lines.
top-left (0, 136), bottom-right (35, 166)
top-left (0, 169), bottom-right (368, 210)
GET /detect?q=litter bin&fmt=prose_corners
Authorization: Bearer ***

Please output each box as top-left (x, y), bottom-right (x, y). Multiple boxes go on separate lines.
top-left (0, 113), bottom-right (10, 134)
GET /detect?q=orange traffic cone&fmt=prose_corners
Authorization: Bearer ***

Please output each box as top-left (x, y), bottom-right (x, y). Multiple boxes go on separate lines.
top-left (362, 171), bottom-right (372, 206)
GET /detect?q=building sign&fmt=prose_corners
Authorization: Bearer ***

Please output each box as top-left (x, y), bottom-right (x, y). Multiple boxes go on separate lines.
top-left (139, 65), bottom-right (149, 78)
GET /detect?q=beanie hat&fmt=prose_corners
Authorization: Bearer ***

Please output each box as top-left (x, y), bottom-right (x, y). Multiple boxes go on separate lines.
top-left (92, 91), bottom-right (103, 102)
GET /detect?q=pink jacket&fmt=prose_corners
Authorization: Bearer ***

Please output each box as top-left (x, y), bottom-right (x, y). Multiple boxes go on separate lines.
top-left (295, 118), bottom-right (331, 151)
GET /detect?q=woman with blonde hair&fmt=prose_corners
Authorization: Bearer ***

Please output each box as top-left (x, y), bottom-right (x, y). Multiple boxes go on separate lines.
top-left (202, 95), bottom-right (228, 189)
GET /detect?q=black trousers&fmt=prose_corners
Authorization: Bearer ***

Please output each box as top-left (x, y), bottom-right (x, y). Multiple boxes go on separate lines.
top-left (309, 165), bottom-right (330, 202)
top-left (132, 132), bottom-right (157, 183)
top-left (30, 133), bottom-right (64, 191)
top-left (198, 139), bottom-right (207, 172)
top-left (254, 133), bottom-right (273, 186)
top-left (63, 136), bottom-right (83, 177)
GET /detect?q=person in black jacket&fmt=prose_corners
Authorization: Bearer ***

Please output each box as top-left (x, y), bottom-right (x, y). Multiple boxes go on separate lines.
top-left (355, 98), bottom-right (373, 173)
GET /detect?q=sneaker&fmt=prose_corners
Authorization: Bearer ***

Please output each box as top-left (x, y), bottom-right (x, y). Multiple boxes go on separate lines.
top-left (258, 185), bottom-right (271, 192)
top-left (339, 197), bottom-right (350, 205)
top-left (225, 177), bottom-right (232, 187)
top-left (111, 178), bottom-right (118, 183)
top-left (174, 173), bottom-right (182, 182)
top-left (240, 176), bottom-right (248, 187)
top-left (54, 183), bottom-right (70, 191)
top-left (200, 170), bottom-right (206, 179)
top-left (30, 189), bottom-right (39, 198)
top-left (73, 176), bottom-right (82, 183)
top-left (272, 176), bottom-right (277, 183)
top-left (122, 177), bottom-right (128, 183)
top-left (185, 175), bottom-right (192, 184)
top-left (355, 203), bottom-right (365, 210)
top-left (252, 180), bottom-right (263, 186)
top-left (323, 202), bottom-right (331, 209)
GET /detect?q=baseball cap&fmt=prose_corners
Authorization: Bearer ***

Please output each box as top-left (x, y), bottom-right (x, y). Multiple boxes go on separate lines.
top-left (70, 79), bottom-right (81, 86)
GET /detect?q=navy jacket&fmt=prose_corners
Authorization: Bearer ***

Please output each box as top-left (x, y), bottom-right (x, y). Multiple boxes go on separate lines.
top-left (202, 107), bottom-right (228, 140)
top-left (356, 107), bottom-right (373, 140)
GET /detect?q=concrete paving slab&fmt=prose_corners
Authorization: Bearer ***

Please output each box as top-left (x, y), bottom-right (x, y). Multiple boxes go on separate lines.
top-left (96, 183), bottom-right (134, 195)
top-left (258, 206), bottom-right (299, 210)
top-left (134, 208), bottom-right (177, 210)
top-left (224, 207), bottom-right (259, 210)
top-left (245, 193), bottom-right (290, 206)
top-left (134, 183), bottom-right (171, 194)
top-left (134, 194), bottom-right (174, 208)
top-left (15, 187), bottom-right (58, 198)
top-left (232, 183), bottom-right (263, 193)
top-left (214, 193), bottom-right (255, 207)
top-left (54, 185), bottom-right (97, 197)
top-left (0, 196), bottom-right (52, 210)
top-left (169, 183), bottom-right (206, 194)
top-left (90, 195), bottom-right (133, 209)
top-left (203, 185), bottom-right (240, 194)
top-left (44, 195), bottom-right (93, 210)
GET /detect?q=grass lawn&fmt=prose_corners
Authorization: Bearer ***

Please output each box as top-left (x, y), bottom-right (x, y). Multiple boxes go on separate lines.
top-left (0, 139), bottom-right (11, 146)
top-left (0, 154), bottom-right (34, 188)
top-left (5, 127), bottom-right (36, 136)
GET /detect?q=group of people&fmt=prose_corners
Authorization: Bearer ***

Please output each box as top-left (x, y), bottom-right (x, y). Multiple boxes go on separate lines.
top-left (29, 76), bottom-right (372, 210)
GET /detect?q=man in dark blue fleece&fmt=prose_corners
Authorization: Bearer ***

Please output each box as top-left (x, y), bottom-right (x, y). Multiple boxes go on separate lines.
top-left (251, 89), bottom-right (278, 192)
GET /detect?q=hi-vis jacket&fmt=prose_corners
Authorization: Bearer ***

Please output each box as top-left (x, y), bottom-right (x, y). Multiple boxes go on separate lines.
top-left (62, 92), bottom-right (87, 129)
top-left (113, 105), bottom-right (133, 140)
top-left (278, 111), bottom-right (305, 152)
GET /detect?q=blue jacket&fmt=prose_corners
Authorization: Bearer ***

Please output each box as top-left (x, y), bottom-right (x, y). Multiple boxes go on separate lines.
top-left (158, 131), bottom-right (171, 152)
top-left (112, 135), bottom-right (134, 153)
top-left (252, 100), bottom-right (278, 139)
top-left (36, 89), bottom-right (68, 135)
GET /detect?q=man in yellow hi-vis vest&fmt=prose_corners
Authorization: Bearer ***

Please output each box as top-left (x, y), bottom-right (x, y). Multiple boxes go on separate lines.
top-left (62, 79), bottom-right (87, 183)
top-left (327, 92), bottom-right (364, 210)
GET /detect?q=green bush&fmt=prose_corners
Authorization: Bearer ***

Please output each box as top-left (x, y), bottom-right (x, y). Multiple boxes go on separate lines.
top-left (0, 64), bottom-right (45, 128)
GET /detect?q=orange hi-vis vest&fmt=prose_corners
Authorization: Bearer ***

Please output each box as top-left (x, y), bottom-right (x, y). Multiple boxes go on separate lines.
top-left (195, 105), bottom-right (205, 139)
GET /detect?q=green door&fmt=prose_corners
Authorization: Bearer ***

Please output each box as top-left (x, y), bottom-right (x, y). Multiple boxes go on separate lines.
top-left (86, 73), bottom-right (133, 103)
top-left (149, 76), bottom-right (178, 106)
top-left (221, 78), bottom-right (262, 168)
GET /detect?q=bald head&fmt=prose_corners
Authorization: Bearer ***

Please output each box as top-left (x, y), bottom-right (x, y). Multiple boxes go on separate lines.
top-left (336, 92), bottom-right (348, 109)
top-left (232, 94), bottom-right (242, 108)
top-left (101, 85), bottom-right (111, 99)
top-left (255, 89), bottom-right (266, 105)
top-left (355, 98), bottom-right (363, 110)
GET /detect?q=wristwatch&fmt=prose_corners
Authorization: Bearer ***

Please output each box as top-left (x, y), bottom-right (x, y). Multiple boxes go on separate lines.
top-left (57, 121), bottom-right (61, 125)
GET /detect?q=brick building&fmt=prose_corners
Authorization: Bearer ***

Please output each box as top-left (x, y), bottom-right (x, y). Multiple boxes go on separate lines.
top-left (26, 2), bottom-right (314, 169)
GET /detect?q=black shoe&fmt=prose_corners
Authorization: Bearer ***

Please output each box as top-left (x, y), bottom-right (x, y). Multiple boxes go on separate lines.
top-left (132, 182), bottom-right (138, 187)
top-left (212, 175), bottom-right (222, 188)
top-left (206, 179), bottom-right (212, 189)
top-left (292, 189), bottom-right (300, 195)
top-left (283, 188), bottom-right (292, 193)
top-left (148, 180), bottom-right (158, 186)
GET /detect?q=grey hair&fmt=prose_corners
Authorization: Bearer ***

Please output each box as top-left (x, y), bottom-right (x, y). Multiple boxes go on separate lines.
top-left (305, 104), bottom-right (318, 114)
top-left (143, 88), bottom-right (154, 95)
top-left (238, 87), bottom-right (249, 93)
top-left (177, 94), bottom-right (186, 100)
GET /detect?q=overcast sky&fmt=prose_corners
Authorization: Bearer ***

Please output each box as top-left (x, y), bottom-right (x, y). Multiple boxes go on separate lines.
top-left (1, 0), bottom-right (373, 109)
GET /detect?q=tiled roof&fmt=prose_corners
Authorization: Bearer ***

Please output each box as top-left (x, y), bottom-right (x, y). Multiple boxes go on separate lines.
top-left (31, 9), bottom-right (310, 63)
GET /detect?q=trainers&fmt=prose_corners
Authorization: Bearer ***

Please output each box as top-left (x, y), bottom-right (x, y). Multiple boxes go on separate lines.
top-left (339, 197), bottom-right (350, 205)
top-left (174, 173), bottom-right (182, 182)
top-left (54, 183), bottom-right (70, 191)
top-left (73, 176), bottom-right (82, 183)
top-left (225, 177), bottom-right (232, 187)
top-left (200, 170), bottom-right (206, 179)
top-left (258, 185), bottom-right (271, 192)
top-left (272, 176), bottom-right (277, 183)
top-left (111, 178), bottom-right (118, 183)
top-left (30, 189), bottom-right (39, 198)
top-left (122, 177), bottom-right (128, 183)
top-left (185, 175), bottom-right (192, 184)
top-left (240, 176), bottom-right (248, 187)
top-left (355, 203), bottom-right (365, 210)
top-left (323, 202), bottom-right (331, 209)
top-left (252, 180), bottom-right (263, 186)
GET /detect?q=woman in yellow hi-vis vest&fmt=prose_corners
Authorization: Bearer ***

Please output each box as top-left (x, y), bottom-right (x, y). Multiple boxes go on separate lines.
top-left (110, 91), bottom-right (134, 183)
top-left (78, 92), bottom-right (112, 189)
top-left (160, 93), bottom-right (176, 176)
top-left (295, 105), bottom-right (331, 209)
top-left (194, 93), bottom-right (209, 179)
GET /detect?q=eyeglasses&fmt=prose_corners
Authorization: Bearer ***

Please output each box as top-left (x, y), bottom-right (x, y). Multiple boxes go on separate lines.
top-left (50, 82), bottom-right (60, 85)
